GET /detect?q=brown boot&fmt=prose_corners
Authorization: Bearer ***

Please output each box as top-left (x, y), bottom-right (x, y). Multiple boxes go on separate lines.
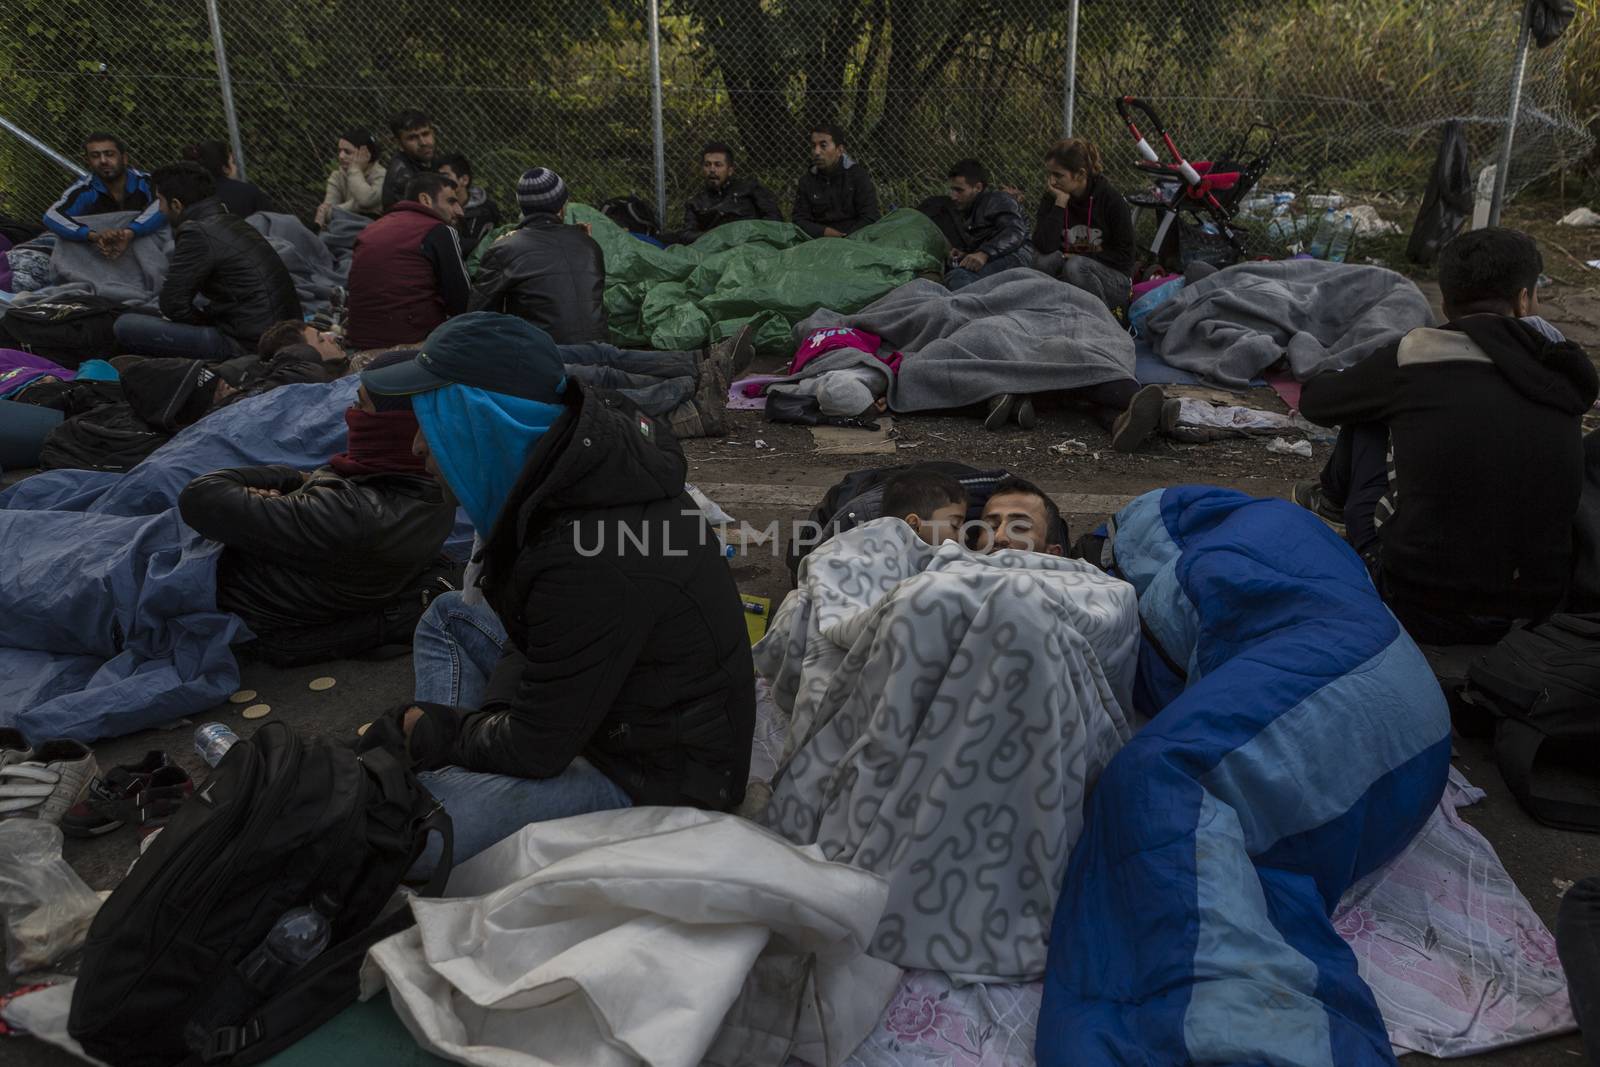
top-left (705, 323), bottom-right (756, 383)
top-left (667, 400), bottom-right (706, 439)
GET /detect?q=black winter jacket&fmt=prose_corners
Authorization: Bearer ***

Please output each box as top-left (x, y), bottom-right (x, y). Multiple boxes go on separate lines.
top-left (407, 385), bottom-right (756, 809)
top-left (1301, 315), bottom-right (1600, 627)
top-left (178, 465), bottom-right (454, 633)
top-left (792, 156), bottom-right (881, 238)
top-left (468, 213), bottom-right (609, 344)
top-left (158, 199), bottom-right (302, 346)
top-left (682, 178), bottom-right (783, 240)
top-left (380, 152), bottom-right (436, 212)
top-left (1030, 173), bottom-right (1136, 275)
top-left (918, 189), bottom-right (1029, 260)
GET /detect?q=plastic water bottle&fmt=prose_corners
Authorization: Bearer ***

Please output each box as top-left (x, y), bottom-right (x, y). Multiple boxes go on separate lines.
top-left (238, 905), bottom-right (331, 991)
top-left (1326, 212), bottom-right (1356, 264)
top-left (194, 723), bottom-right (239, 767)
top-left (1308, 208), bottom-right (1338, 259)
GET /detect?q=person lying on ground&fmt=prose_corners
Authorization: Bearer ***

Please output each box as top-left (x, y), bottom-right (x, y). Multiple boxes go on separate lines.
top-left (182, 139), bottom-right (274, 218)
top-left (315, 129), bottom-right (387, 227)
top-left (1030, 138), bottom-right (1135, 313)
top-left (381, 109), bottom-right (440, 212)
top-left (982, 378), bottom-right (1166, 453)
top-left (43, 132), bottom-right (165, 257)
top-left (345, 172), bottom-right (468, 351)
top-left (358, 312), bottom-right (755, 870)
top-left (255, 319), bottom-right (348, 370)
top-left (1297, 227), bottom-right (1599, 646)
top-left (559, 322), bottom-right (753, 440)
top-left (881, 467), bottom-right (969, 545)
top-left (680, 141), bottom-right (783, 242)
top-left (436, 152), bottom-right (501, 259)
top-left (792, 124), bottom-right (880, 239)
top-left (178, 351), bottom-right (454, 664)
top-left (975, 476), bottom-right (1068, 555)
top-left (917, 158), bottom-right (1031, 290)
top-left (112, 163), bottom-right (302, 361)
top-left (468, 167), bottom-right (607, 344)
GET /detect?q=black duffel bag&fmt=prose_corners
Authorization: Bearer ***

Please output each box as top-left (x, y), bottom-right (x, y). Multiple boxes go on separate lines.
top-left (0, 296), bottom-right (122, 367)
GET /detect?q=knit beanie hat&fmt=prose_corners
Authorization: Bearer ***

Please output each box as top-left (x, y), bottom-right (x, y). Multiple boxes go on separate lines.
top-left (516, 167), bottom-right (568, 217)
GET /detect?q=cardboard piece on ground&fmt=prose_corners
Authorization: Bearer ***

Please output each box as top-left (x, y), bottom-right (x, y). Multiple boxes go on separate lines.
top-left (810, 416), bottom-right (896, 456)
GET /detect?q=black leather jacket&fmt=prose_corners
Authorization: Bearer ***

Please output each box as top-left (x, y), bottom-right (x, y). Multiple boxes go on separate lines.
top-left (405, 385), bottom-right (756, 809)
top-left (682, 178), bottom-right (783, 240)
top-left (918, 189), bottom-right (1029, 260)
top-left (158, 198), bottom-right (301, 346)
top-left (467, 214), bottom-right (608, 343)
top-left (178, 466), bottom-right (454, 633)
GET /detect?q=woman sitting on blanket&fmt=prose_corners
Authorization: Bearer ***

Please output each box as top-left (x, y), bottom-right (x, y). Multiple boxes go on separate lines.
top-left (1030, 138), bottom-right (1136, 314)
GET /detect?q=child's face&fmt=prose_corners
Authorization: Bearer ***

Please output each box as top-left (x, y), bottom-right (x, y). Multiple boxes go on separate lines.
top-left (910, 502), bottom-right (969, 545)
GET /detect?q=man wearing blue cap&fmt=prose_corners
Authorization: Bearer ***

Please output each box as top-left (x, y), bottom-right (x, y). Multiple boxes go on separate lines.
top-left (359, 312), bottom-right (755, 870)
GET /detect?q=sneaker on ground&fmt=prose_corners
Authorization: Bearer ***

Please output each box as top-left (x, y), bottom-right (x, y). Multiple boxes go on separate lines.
top-left (1110, 384), bottom-right (1165, 453)
top-left (706, 323), bottom-right (757, 383)
top-left (985, 394), bottom-right (1018, 432)
top-left (1015, 396), bottom-right (1037, 430)
top-left (0, 729), bottom-right (33, 769)
top-left (62, 750), bottom-right (172, 839)
top-left (1292, 480), bottom-right (1346, 525)
top-left (136, 765), bottom-right (195, 840)
top-left (0, 740), bottom-right (98, 825)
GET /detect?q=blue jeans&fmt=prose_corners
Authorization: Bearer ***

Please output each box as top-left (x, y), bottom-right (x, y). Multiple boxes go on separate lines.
top-left (946, 246), bottom-right (1035, 290)
top-left (408, 591), bottom-right (632, 877)
top-left (559, 343), bottom-right (698, 416)
top-left (0, 398), bottom-right (63, 470)
top-left (113, 313), bottom-right (247, 361)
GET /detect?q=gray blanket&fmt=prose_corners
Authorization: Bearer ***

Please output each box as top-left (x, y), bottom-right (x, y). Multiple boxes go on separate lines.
top-left (787, 271), bottom-right (1136, 412)
top-left (18, 210), bottom-right (348, 316)
top-left (1143, 259), bottom-right (1435, 389)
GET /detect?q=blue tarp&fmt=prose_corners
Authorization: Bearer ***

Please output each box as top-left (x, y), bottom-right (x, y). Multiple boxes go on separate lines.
top-left (1038, 487), bottom-right (1451, 1066)
top-left (0, 380), bottom-right (472, 743)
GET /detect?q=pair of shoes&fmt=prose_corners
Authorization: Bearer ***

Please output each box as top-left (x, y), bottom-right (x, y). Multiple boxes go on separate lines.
top-left (984, 394), bottom-right (1037, 432)
top-left (667, 399), bottom-right (707, 439)
top-left (705, 322), bottom-right (756, 384)
top-left (1110, 384), bottom-right (1166, 453)
top-left (1292, 480), bottom-right (1346, 526)
top-left (0, 739), bottom-right (98, 826)
top-left (62, 751), bottom-right (193, 839)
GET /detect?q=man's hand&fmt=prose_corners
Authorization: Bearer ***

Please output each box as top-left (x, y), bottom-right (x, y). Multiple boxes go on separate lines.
top-left (245, 487), bottom-right (282, 499)
top-left (402, 706), bottom-right (424, 739)
top-left (100, 228), bottom-right (133, 260)
top-left (959, 251), bottom-right (990, 272)
top-left (822, 226), bottom-right (846, 238)
top-left (89, 230), bottom-right (115, 257)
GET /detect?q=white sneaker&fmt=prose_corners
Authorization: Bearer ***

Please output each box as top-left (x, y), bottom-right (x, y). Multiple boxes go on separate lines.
top-left (0, 740), bottom-right (98, 825)
top-left (0, 728), bottom-right (33, 769)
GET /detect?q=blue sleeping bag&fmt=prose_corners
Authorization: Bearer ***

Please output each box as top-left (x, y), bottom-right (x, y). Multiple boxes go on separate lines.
top-left (1038, 487), bottom-right (1450, 1066)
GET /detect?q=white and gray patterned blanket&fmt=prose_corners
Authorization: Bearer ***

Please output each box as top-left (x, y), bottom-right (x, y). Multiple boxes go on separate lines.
top-left (754, 519), bottom-right (1138, 982)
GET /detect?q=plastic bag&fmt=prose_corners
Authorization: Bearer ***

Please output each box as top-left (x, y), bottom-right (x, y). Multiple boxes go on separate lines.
top-left (1406, 120), bottom-right (1471, 266)
top-left (0, 820), bottom-right (103, 974)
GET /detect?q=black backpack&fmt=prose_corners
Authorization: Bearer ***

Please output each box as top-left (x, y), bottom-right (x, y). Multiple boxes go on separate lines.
top-left (0, 296), bottom-right (122, 368)
top-left (600, 194), bottom-right (662, 237)
top-left (1467, 613), bottom-right (1600, 832)
top-left (69, 723), bottom-right (452, 1066)
top-left (38, 402), bottom-right (168, 473)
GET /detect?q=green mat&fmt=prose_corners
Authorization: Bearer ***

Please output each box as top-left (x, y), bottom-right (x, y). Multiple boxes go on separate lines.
top-left (468, 206), bottom-right (947, 359)
top-left (264, 996), bottom-right (450, 1067)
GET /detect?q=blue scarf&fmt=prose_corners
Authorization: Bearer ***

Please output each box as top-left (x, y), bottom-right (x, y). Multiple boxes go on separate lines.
top-left (412, 383), bottom-right (564, 534)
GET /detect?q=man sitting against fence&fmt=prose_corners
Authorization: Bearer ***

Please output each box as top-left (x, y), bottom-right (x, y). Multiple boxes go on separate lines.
top-left (178, 351), bottom-right (455, 665)
top-left (917, 159), bottom-right (1031, 290)
top-left (346, 172), bottom-right (469, 351)
top-left (355, 313), bottom-right (755, 871)
top-left (112, 163), bottom-right (302, 360)
top-left (381, 110), bottom-right (442, 212)
top-left (792, 124), bottom-right (880, 238)
top-left (43, 132), bottom-right (165, 258)
top-left (1297, 227), bottom-right (1599, 645)
top-left (468, 167), bottom-right (607, 344)
top-left (680, 141), bottom-right (783, 242)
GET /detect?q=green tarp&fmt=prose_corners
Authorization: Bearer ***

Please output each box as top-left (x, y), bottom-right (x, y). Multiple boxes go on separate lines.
top-left (468, 207), bottom-right (947, 357)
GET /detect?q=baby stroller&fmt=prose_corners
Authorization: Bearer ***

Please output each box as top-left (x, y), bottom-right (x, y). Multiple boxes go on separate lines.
top-left (1116, 96), bottom-right (1277, 272)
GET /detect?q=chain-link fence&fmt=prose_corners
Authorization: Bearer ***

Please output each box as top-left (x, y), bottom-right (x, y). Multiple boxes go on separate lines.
top-left (1, 0), bottom-right (1595, 235)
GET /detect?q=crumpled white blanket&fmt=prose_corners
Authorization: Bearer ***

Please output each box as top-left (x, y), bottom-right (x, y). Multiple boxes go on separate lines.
top-left (362, 807), bottom-right (903, 1067)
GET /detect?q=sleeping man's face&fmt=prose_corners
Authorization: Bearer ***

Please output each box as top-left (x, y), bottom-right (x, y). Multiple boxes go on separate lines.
top-left (976, 491), bottom-right (1062, 555)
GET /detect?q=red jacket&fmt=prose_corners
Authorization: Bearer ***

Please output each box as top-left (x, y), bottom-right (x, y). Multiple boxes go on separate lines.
top-left (346, 202), bottom-right (468, 350)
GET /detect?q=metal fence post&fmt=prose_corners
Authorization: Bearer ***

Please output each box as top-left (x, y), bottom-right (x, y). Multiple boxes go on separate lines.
top-left (648, 0), bottom-right (668, 219)
top-left (1062, 0), bottom-right (1080, 137)
top-left (0, 113), bottom-right (86, 175)
top-left (1487, 0), bottom-right (1535, 227)
top-left (204, 0), bottom-right (248, 180)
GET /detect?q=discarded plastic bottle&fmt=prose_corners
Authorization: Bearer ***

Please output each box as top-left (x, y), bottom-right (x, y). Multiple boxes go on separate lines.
top-left (1308, 208), bottom-right (1338, 259)
top-left (194, 723), bottom-right (239, 767)
top-left (1326, 212), bottom-right (1356, 264)
top-left (238, 905), bottom-right (331, 992)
